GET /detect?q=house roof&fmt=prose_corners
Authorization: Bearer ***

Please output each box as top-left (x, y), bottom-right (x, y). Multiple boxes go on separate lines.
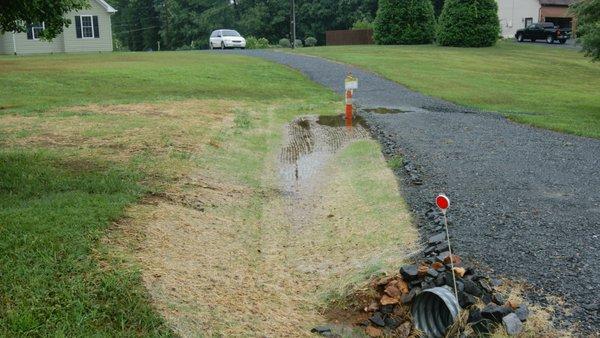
top-left (539, 0), bottom-right (575, 6)
top-left (94, 0), bottom-right (117, 13)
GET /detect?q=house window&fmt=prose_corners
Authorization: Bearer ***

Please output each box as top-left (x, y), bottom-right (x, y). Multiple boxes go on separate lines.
top-left (27, 22), bottom-right (44, 40)
top-left (81, 15), bottom-right (94, 38)
top-left (525, 18), bottom-right (533, 28)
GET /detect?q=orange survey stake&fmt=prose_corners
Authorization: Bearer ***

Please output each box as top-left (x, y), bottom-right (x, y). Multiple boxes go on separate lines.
top-left (345, 89), bottom-right (353, 120)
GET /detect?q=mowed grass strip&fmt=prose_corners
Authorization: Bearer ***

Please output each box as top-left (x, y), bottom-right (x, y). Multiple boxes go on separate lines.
top-left (296, 41), bottom-right (600, 138)
top-left (0, 52), bottom-right (337, 335)
top-left (0, 51), bottom-right (334, 114)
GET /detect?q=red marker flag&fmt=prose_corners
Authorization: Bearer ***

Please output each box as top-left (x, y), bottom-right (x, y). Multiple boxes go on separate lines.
top-left (436, 194), bottom-right (450, 211)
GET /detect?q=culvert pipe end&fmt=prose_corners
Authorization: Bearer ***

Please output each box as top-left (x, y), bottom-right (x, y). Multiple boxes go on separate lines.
top-left (411, 287), bottom-right (461, 338)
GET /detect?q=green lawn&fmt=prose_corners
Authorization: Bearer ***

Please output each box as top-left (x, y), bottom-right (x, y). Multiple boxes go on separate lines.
top-left (0, 52), bottom-right (332, 114)
top-left (0, 51), bottom-right (336, 336)
top-left (296, 41), bottom-right (600, 138)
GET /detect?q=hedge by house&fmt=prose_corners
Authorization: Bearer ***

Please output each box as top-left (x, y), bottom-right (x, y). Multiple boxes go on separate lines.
top-left (373, 0), bottom-right (436, 45)
top-left (436, 0), bottom-right (500, 47)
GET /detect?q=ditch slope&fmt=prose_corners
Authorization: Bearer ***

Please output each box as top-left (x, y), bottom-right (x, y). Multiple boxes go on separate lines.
top-left (240, 50), bottom-right (600, 334)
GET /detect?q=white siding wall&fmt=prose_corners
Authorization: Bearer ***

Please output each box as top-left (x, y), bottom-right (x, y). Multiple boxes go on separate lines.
top-left (497, 0), bottom-right (541, 38)
top-left (63, 0), bottom-right (113, 53)
top-left (0, 33), bottom-right (15, 55)
top-left (10, 32), bottom-right (65, 54)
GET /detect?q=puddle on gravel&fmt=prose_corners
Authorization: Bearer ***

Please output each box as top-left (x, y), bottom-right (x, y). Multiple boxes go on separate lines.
top-left (363, 107), bottom-right (411, 114)
top-left (278, 115), bottom-right (370, 225)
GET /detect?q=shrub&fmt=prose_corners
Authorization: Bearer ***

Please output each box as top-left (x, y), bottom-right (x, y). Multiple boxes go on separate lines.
top-left (294, 39), bottom-right (303, 47)
top-left (257, 37), bottom-right (270, 48)
top-left (279, 38), bottom-right (291, 48)
top-left (352, 19), bottom-right (374, 30)
top-left (305, 37), bottom-right (317, 47)
top-left (373, 0), bottom-right (436, 45)
top-left (190, 40), bottom-right (205, 50)
top-left (246, 36), bottom-right (270, 49)
top-left (571, 0), bottom-right (600, 61)
top-left (436, 0), bottom-right (500, 47)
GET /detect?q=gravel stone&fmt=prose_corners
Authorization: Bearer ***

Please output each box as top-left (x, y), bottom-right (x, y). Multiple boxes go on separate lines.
top-left (236, 50), bottom-right (600, 335)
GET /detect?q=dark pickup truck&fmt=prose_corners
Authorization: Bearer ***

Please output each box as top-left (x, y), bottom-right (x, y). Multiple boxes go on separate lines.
top-left (515, 22), bottom-right (571, 44)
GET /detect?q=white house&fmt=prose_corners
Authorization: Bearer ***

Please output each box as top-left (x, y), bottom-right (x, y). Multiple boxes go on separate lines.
top-left (497, 0), bottom-right (577, 38)
top-left (0, 0), bottom-right (116, 55)
top-left (497, 0), bottom-right (541, 38)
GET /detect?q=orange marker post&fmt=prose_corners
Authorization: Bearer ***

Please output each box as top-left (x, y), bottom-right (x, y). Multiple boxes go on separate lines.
top-left (344, 73), bottom-right (358, 121)
top-left (345, 89), bottom-right (353, 120)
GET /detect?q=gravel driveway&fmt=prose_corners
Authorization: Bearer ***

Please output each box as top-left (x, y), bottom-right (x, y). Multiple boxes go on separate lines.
top-left (233, 50), bottom-right (600, 333)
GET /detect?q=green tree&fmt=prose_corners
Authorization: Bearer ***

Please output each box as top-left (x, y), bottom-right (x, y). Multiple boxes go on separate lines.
top-left (0, 0), bottom-right (88, 39)
top-left (373, 0), bottom-right (436, 45)
top-left (571, 0), bottom-right (600, 61)
top-left (112, 0), bottom-right (161, 51)
top-left (432, 0), bottom-right (444, 17)
top-left (436, 0), bottom-right (500, 47)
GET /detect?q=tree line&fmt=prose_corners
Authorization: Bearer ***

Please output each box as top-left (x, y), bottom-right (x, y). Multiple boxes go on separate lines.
top-left (111, 0), bottom-right (379, 51)
top-left (0, 0), bottom-right (598, 59)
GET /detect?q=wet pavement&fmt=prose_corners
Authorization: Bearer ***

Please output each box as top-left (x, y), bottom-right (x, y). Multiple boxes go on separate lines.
top-left (235, 50), bottom-right (600, 334)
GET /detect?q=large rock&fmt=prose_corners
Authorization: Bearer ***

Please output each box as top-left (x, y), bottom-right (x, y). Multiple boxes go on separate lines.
top-left (502, 313), bottom-right (523, 336)
top-left (428, 232), bottom-right (446, 245)
top-left (481, 303), bottom-right (513, 322)
top-left (515, 304), bottom-right (529, 322)
top-left (462, 279), bottom-right (482, 297)
top-left (400, 265), bottom-right (419, 281)
top-left (369, 312), bottom-right (385, 327)
top-left (311, 326), bottom-right (332, 336)
top-left (458, 291), bottom-right (477, 308)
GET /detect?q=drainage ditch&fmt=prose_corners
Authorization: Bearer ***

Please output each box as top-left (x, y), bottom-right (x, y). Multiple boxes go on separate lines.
top-left (278, 114), bottom-right (370, 227)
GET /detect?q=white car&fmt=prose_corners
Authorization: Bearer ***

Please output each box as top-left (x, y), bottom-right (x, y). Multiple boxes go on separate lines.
top-left (209, 29), bottom-right (246, 49)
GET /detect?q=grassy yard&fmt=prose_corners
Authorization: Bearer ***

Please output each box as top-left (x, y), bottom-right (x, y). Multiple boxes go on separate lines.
top-left (0, 52), bottom-right (331, 335)
top-left (296, 41), bottom-right (600, 138)
top-left (0, 51), bottom-right (417, 335)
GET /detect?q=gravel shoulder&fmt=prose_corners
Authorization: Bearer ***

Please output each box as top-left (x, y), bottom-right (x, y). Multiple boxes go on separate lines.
top-left (234, 50), bottom-right (600, 334)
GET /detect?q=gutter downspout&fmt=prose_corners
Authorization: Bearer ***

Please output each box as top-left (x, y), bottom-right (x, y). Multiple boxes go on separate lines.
top-left (12, 31), bottom-right (17, 55)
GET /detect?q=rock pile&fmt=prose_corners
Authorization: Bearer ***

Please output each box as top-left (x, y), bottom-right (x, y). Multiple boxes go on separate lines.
top-left (351, 251), bottom-right (530, 337)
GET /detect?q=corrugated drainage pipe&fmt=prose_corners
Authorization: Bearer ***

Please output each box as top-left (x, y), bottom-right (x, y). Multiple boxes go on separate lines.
top-left (411, 287), bottom-right (461, 338)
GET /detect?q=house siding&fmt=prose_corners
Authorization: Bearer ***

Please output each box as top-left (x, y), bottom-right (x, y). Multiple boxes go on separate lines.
top-left (0, 0), bottom-right (113, 55)
top-left (497, 0), bottom-right (541, 38)
top-left (0, 34), bottom-right (14, 54)
top-left (63, 0), bottom-right (113, 53)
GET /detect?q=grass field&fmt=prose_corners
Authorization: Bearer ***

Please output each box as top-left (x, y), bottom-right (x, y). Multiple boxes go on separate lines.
top-left (0, 51), bottom-right (417, 335)
top-left (296, 41), bottom-right (600, 138)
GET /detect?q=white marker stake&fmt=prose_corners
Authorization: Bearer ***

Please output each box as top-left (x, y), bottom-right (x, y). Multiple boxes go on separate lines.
top-left (436, 194), bottom-right (459, 302)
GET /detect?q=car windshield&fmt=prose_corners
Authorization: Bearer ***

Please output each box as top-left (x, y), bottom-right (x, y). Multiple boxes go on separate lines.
top-left (222, 30), bottom-right (240, 37)
top-left (542, 23), bottom-right (555, 28)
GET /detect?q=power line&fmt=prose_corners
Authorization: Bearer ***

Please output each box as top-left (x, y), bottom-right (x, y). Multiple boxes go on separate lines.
top-left (112, 25), bottom-right (160, 34)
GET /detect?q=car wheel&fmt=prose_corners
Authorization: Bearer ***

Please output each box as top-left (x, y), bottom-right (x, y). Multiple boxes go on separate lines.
top-left (546, 35), bottom-right (554, 44)
top-left (531, 38), bottom-right (536, 42)
top-left (559, 39), bottom-right (567, 44)
top-left (209, 42), bottom-right (213, 50)
top-left (517, 34), bottom-right (523, 42)
top-left (221, 42), bottom-right (225, 50)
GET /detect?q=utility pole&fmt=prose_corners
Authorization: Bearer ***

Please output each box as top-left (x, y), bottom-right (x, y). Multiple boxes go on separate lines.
top-left (291, 0), bottom-right (296, 49)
